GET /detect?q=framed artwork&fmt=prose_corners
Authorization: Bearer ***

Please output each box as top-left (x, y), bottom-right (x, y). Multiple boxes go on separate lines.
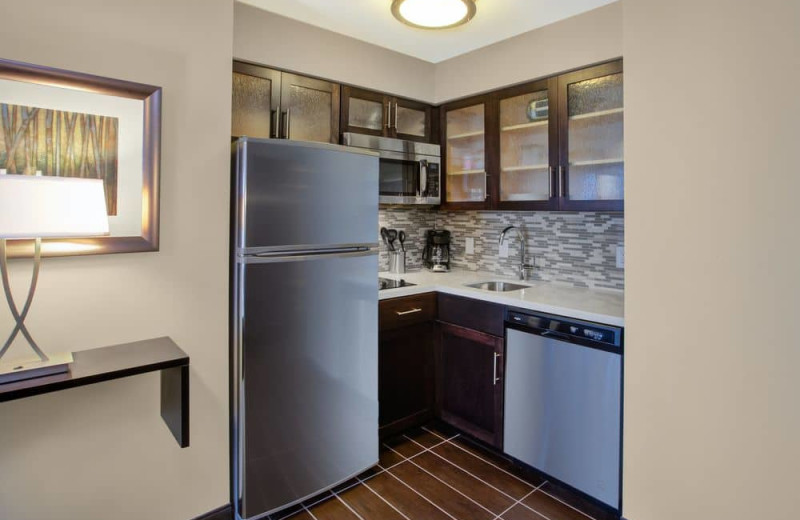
top-left (0, 58), bottom-right (161, 258)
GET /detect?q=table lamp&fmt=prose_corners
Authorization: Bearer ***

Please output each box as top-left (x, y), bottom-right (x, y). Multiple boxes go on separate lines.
top-left (0, 174), bottom-right (109, 384)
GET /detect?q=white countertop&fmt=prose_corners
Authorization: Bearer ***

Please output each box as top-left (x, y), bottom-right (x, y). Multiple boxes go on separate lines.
top-left (379, 269), bottom-right (624, 327)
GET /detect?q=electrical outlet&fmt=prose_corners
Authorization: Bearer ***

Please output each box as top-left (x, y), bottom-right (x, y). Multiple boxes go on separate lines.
top-left (533, 255), bottom-right (546, 268)
top-left (499, 241), bottom-right (509, 258)
top-left (616, 246), bottom-right (625, 269)
top-left (465, 237), bottom-right (474, 255)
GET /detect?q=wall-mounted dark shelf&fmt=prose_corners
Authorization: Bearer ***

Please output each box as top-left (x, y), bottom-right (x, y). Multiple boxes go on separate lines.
top-left (0, 336), bottom-right (190, 448)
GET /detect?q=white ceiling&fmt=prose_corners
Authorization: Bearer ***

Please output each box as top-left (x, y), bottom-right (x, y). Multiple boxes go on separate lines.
top-left (238, 0), bottom-right (618, 63)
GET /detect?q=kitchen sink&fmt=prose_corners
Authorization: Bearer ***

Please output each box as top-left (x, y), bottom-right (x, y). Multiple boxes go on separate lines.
top-left (465, 281), bottom-right (530, 292)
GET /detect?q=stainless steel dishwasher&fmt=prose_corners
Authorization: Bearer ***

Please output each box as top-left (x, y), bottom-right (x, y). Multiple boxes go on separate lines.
top-left (504, 308), bottom-right (623, 510)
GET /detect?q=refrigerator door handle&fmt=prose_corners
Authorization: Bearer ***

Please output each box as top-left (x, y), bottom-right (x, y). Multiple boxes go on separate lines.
top-left (241, 248), bottom-right (377, 264)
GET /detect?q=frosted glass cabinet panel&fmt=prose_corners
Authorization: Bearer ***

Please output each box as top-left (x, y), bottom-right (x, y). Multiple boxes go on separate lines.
top-left (395, 106), bottom-right (426, 138)
top-left (341, 86), bottom-right (433, 142)
top-left (232, 63), bottom-right (340, 144)
top-left (498, 83), bottom-right (556, 207)
top-left (232, 67), bottom-right (280, 139)
top-left (559, 61), bottom-right (624, 210)
top-left (445, 103), bottom-right (487, 204)
top-left (348, 97), bottom-right (385, 132)
top-left (281, 73), bottom-right (340, 144)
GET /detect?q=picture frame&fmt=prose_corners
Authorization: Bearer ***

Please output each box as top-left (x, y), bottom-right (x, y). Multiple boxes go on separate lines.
top-left (0, 58), bottom-right (161, 258)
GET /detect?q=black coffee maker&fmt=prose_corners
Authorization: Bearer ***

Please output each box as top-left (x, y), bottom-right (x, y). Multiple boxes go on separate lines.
top-left (423, 229), bottom-right (451, 272)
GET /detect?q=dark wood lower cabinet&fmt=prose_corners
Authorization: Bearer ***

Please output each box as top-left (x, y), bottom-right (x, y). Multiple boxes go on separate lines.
top-left (436, 321), bottom-right (505, 449)
top-left (379, 321), bottom-right (435, 438)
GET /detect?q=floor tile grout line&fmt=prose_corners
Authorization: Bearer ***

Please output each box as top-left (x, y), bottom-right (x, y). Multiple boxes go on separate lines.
top-left (356, 476), bottom-right (413, 520)
top-left (410, 436), bottom-right (523, 504)
top-left (534, 487), bottom-right (599, 520)
top-left (444, 436), bottom-right (539, 487)
top-left (388, 441), bottom-right (499, 518)
top-left (334, 493), bottom-right (367, 520)
top-left (301, 494), bottom-right (339, 512)
top-left (379, 433), bottom-right (459, 472)
top-left (492, 486), bottom-right (542, 520)
top-left (301, 504), bottom-right (319, 520)
top-left (433, 436), bottom-right (598, 520)
top-left (383, 467), bottom-right (463, 520)
top-left (516, 481), bottom-right (588, 520)
top-left (287, 430), bottom-right (600, 520)
top-left (421, 426), bottom-right (451, 442)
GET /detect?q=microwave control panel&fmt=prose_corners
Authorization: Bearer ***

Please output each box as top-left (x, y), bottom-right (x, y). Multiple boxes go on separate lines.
top-left (426, 163), bottom-right (440, 197)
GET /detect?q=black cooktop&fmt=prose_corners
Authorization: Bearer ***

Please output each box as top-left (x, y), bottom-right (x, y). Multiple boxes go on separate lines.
top-left (379, 277), bottom-right (416, 291)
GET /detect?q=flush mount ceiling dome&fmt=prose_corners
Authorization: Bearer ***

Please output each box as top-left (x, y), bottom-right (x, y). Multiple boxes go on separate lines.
top-left (391, 0), bottom-right (477, 30)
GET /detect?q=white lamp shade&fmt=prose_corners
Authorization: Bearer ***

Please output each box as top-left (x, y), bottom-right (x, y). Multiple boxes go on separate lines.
top-left (0, 175), bottom-right (110, 239)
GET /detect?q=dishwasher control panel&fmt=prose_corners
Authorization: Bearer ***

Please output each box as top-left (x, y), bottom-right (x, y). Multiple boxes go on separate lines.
top-left (506, 309), bottom-right (622, 349)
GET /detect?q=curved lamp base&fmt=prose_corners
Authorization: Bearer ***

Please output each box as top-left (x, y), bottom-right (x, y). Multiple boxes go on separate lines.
top-left (0, 238), bottom-right (71, 384)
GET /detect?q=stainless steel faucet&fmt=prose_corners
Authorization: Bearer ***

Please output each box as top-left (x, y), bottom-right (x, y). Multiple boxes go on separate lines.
top-left (499, 225), bottom-right (534, 280)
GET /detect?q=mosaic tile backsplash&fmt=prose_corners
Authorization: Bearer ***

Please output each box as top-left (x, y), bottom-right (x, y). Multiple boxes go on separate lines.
top-left (379, 208), bottom-right (624, 291)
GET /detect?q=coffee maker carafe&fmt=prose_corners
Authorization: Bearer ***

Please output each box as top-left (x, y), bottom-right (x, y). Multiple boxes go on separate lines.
top-left (423, 229), bottom-right (451, 272)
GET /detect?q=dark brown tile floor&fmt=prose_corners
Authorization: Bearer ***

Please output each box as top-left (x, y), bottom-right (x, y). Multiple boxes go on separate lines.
top-left (267, 426), bottom-right (609, 520)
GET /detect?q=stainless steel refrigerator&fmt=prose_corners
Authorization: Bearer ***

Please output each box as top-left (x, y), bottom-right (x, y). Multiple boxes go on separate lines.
top-left (231, 138), bottom-right (379, 520)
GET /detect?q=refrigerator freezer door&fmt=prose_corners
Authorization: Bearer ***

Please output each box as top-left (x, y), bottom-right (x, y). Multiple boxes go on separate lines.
top-left (234, 138), bottom-right (379, 252)
top-left (234, 251), bottom-right (378, 519)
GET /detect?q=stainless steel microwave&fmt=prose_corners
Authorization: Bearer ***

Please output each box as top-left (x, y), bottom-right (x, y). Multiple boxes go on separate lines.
top-left (343, 132), bottom-right (441, 205)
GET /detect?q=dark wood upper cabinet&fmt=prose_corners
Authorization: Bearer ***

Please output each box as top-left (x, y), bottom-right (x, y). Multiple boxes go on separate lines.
top-left (341, 86), bottom-right (434, 143)
top-left (440, 59), bottom-right (623, 212)
top-left (440, 92), bottom-right (495, 210)
top-left (437, 321), bottom-right (504, 449)
top-left (232, 62), bottom-right (340, 144)
top-left (557, 60), bottom-right (624, 211)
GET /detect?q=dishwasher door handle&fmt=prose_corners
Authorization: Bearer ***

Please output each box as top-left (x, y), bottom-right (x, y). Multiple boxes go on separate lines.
top-left (493, 352), bottom-right (502, 385)
top-left (541, 329), bottom-right (573, 342)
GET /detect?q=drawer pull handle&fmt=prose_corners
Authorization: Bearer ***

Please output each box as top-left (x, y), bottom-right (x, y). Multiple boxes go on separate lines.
top-left (396, 308), bottom-right (423, 316)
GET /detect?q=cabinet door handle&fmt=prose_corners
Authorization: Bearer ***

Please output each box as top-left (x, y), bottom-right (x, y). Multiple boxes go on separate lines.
top-left (558, 166), bottom-right (565, 198)
top-left (493, 352), bottom-right (502, 385)
top-left (394, 101), bottom-right (398, 130)
top-left (548, 166), bottom-right (554, 198)
top-left (395, 308), bottom-right (422, 316)
top-left (270, 109), bottom-right (278, 139)
top-left (285, 108), bottom-right (291, 139)
top-left (385, 102), bottom-right (391, 130)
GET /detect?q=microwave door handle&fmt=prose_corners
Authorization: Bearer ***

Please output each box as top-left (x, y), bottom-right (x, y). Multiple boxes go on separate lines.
top-left (419, 160), bottom-right (428, 197)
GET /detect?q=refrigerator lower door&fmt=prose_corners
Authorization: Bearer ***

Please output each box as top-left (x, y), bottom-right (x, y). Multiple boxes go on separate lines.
top-left (233, 250), bottom-right (378, 520)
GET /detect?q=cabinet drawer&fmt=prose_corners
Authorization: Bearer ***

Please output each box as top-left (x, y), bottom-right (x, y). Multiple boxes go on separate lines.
top-left (437, 293), bottom-right (505, 337)
top-left (380, 293), bottom-right (437, 331)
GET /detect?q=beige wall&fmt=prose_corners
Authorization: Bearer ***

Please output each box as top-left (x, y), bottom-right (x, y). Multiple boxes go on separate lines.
top-left (623, 1), bottom-right (799, 519)
top-left (233, 2), bottom-right (436, 103)
top-left (434, 2), bottom-right (622, 103)
top-left (0, 1), bottom-right (233, 519)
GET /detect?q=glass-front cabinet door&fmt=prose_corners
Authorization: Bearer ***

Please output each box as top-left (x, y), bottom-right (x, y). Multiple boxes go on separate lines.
top-left (394, 99), bottom-right (430, 141)
top-left (444, 100), bottom-right (488, 206)
top-left (232, 62), bottom-right (281, 139)
top-left (232, 63), bottom-right (340, 144)
top-left (342, 87), bottom-right (432, 142)
top-left (496, 78), bottom-right (558, 210)
top-left (558, 61), bottom-right (624, 211)
top-left (342, 86), bottom-right (388, 137)
top-left (280, 73), bottom-right (340, 144)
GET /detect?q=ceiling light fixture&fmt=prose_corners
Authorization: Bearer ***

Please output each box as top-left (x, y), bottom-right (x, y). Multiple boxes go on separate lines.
top-left (391, 0), bottom-right (477, 30)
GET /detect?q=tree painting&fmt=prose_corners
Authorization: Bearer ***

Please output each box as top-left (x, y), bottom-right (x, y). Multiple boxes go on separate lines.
top-left (0, 103), bottom-right (119, 215)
